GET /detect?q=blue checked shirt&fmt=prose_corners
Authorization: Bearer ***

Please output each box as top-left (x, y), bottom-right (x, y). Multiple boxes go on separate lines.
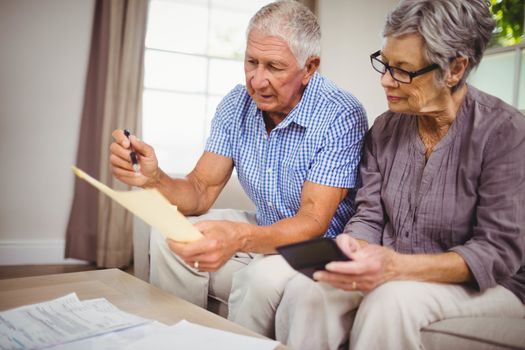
top-left (205, 72), bottom-right (368, 237)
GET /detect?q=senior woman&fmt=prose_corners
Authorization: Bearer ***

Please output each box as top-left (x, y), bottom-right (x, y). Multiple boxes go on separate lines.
top-left (274, 0), bottom-right (525, 349)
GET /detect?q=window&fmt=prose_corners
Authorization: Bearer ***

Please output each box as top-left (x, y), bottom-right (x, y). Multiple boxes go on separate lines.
top-left (468, 0), bottom-right (524, 112)
top-left (143, 0), bottom-right (272, 174)
top-left (468, 44), bottom-right (525, 110)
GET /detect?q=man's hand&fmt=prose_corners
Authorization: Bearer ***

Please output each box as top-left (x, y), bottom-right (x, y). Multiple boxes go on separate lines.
top-left (109, 129), bottom-right (160, 187)
top-left (313, 234), bottom-right (397, 292)
top-left (167, 220), bottom-right (248, 272)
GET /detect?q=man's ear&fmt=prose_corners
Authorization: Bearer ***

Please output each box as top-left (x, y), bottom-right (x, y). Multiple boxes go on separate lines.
top-left (302, 56), bottom-right (320, 85)
top-left (446, 56), bottom-right (468, 88)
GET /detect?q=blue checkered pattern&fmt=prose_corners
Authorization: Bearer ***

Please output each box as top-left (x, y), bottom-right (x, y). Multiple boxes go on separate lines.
top-left (205, 73), bottom-right (368, 237)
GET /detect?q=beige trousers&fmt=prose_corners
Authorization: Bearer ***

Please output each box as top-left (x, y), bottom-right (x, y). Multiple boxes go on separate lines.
top-left (276, 274), bottom-right (525, 350)
top-left (149, 209), bottom-right (297, 337)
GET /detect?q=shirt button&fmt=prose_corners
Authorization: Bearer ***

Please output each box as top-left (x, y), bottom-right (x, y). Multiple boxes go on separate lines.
top-left (267, 167), bottom-right (272, 174)
top-left (268, 201), bottom-right (273, 207)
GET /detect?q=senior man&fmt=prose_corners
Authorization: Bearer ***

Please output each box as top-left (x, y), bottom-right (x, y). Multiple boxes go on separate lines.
top-left (109, 0), bottom-right (367, 337)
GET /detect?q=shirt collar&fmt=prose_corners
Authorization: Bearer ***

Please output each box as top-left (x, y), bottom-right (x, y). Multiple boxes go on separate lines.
top-left (280, 72), bottom-right (322, 129)
top-left (252, 72), bottom-right (322, 130)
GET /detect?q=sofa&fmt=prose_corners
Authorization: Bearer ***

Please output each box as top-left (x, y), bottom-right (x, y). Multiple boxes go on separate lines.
top-left (132, 176), bottom-right (525, 349)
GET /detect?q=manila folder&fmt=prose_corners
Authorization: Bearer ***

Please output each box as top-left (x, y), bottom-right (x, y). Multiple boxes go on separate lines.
top-left (72, 166), bottom-right (202, 242)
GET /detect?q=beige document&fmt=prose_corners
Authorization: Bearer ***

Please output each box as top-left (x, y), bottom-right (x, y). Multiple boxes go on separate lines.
top-left (72, 166), bottom-right (203, 242)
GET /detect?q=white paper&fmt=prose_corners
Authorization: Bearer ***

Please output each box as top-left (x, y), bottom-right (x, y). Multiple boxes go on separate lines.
top-left (123, 319), bottom-right (280, 350)
top-left (0, 293), bottom-right (150, 350)
top-left (49, 321), bottom-right (169, 350)
top-left (72, 166), bottom-right (202, 242)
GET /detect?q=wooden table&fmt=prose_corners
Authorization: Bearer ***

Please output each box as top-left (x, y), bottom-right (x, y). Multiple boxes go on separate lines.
top-left (0, 268), bottom-right (286, 349)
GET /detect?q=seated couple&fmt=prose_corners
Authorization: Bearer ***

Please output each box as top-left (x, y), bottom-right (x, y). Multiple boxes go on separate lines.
top-left (109, 1), bottom-right (525, 349)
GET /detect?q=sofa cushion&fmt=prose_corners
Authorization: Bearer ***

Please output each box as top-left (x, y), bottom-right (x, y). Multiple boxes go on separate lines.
top-left (421, 317), bottom-right (525, 350)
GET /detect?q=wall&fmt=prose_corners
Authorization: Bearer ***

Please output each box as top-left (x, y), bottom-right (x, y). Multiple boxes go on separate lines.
top-left (319, 0), bottom-right (399, 125)
top-left (0, 0), bottom-right (95, 264)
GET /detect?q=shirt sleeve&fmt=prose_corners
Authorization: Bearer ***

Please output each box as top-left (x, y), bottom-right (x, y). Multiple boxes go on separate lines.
top-left (342, 126), bottom-right (386, 244)
top-left (450, 114), bottom-right (525, 291)
top-left (307, 105), bottom-right (368, 188)
top-left (205, 85), bottom-right (243, 158)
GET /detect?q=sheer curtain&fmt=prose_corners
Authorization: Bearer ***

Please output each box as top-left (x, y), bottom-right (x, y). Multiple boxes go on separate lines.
top-left (66, 0), bottom-right (148, 268)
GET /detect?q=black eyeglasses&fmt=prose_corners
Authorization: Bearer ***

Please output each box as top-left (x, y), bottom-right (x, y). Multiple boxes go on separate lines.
top-left (370, 50), bottom-right (439, 84)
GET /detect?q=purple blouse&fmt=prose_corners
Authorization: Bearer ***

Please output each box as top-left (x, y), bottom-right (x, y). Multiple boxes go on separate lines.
top-left (344, 86), bottom-right (525, 303)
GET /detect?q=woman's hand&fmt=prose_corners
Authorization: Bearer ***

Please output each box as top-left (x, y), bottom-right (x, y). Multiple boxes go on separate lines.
top-left (313, 234), bottom-right (398, 292)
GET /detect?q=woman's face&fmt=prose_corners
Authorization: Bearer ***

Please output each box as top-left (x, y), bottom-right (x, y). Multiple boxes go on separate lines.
top-left (379, 34), bottom-right (447, 115)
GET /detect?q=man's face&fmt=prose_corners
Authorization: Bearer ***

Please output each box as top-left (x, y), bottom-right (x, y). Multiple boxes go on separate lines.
top-left (244, 29), bottom-right (310, 118)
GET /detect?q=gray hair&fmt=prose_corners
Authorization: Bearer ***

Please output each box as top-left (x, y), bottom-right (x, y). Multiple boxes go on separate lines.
top-left (383, 0), bottom-right (495, 91)
top-left (247, 0), bottom-right (321, 67)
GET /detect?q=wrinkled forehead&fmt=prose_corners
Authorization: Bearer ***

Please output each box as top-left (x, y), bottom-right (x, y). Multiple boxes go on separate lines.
top-left (245, 28), bottom-right (295, 60)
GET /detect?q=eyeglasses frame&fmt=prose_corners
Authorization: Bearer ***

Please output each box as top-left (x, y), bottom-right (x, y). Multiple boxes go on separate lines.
top-left (370, 50), bottom-right (440, 84)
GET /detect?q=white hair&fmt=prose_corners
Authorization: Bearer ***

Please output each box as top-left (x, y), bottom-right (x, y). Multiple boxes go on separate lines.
top-left (384, 0), bottom-right (495, 91)
top-left (247, 0), bottom-right (321, 67)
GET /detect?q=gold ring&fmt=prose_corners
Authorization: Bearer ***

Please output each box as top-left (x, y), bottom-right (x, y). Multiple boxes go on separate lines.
top-left (352, 281), bottom-right (357, 290)
top-left (193, 261), bottom-right (199, 269)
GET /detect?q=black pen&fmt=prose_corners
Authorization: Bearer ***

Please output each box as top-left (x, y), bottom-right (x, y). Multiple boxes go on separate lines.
top-left (123, 129), bottom-right (140, 173)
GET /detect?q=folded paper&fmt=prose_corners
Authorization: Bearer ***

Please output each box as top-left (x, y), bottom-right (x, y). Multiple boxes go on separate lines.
top-left (72, 166), bottom-right (202, 242)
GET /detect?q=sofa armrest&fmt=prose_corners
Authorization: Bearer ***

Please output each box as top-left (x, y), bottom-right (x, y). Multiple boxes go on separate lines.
top-left (132, 215), bottom-right (151, 281)
top-left (421, 317), bottom-right (525, 350)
